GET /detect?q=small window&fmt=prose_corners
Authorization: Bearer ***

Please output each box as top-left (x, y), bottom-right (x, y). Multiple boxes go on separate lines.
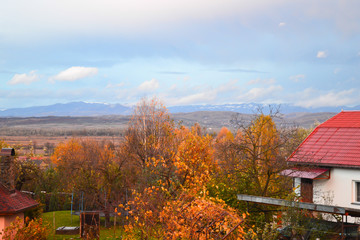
top-left (356, 182), bottom-right (360, 202)
top-left (353, 181), bottom-right (360, 204)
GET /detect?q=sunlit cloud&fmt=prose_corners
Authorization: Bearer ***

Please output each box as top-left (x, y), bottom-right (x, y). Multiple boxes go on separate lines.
top-left (333, 68), bottom-right (341, 74)
top-left (106, 82), bottom-right (125, 88)
top-left (278, 22), bottom-right (286, 27)
top-left (0, 0), bottom-right (296, 41)
top-left (138, 78), bottom-right (159, 92)
top-left (289, 74), bottom-right (305, 82)
top-left (218, 79), bottom-right (240, 92)
top-left (295, 88), bottom-right (358, 108)
top-left (50, 67), bottom-right (98, 82)
top-left (170, 91), bottom-right (217, 105)
top-left (247, 78), bottom-right (276, 85)
top-left (240, 85), bottom-right (283, 102)
top-left (8, 70), bottom-right (39, 85)
top-left (317, 51), bottom-right (328, 58)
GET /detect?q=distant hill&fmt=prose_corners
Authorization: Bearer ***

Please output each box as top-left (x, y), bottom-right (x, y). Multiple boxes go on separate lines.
top-left (0, 102), bottom-right (132, 117)
top-left (172, 111), bottom-right (336, 130)
top-left (0, 111), bottom-right (336, 133)
top-left (168, 103), bottom-right (360, 114)
top-left (0, 101), bottom-right (358, 117)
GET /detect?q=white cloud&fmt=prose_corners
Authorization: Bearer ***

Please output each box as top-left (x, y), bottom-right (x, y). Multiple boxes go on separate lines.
top-left (289, 74), bottom-right (305, 82)
top-left (333, 68), bottom-right (341, 74)
top-left (8, 70), bottom-right (39, 85)
top-left (278, 22), bottom-right (286, 27)
top-left (170, 91), bottom-right (217, 105)
top-left (138, 79), bottom-right (159, 92)
top-left (241, 85), bottom-right (283, 102)
top-left (50, 67), bottom-right (98, 82)
top-left (162, 79), bottom-right (239, 105)
top-left (106, 82), bottom-right (124, 88)
top-left (218, 79), bottom-right (240, 92)
top-left (317, 51), bottom-right (328, 58)
top-left (247, 78), bottom-right (276, 85)
top-left (295, 88), bottom-right (358, 108)
top-left (0, 0), bottom-right (301, 42)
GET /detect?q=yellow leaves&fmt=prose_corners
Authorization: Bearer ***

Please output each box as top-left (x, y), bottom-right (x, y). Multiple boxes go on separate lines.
top-left (173, 126), bottom-right (216, 193)
top-left (145, 210), bottom-right (153, 218)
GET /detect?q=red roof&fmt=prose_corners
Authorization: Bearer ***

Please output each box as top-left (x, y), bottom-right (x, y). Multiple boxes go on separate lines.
top-left (0, 184), bottom-right (38, 215)
top-left (288, 111), bottom-right (360, 167)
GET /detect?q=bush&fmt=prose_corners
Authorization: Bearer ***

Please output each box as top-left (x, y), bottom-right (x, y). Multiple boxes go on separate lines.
top-left (1, 217), bottom-right (49, 240)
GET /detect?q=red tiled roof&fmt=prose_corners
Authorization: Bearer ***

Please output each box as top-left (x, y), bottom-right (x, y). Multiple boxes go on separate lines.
top-left (0, 184), bottom-right (38, 215)
top-left (288, 111), bottom-right (360, 167)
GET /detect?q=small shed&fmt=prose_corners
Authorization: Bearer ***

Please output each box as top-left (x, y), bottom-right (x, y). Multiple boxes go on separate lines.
top-left (0, 148), bottom-right (39, 236)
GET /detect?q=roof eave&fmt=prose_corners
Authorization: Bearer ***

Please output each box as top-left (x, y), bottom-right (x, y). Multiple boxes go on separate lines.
top-left (0, 203), bottom-right (39, 216)
top-left (287, 161), bottom-right (360, 169)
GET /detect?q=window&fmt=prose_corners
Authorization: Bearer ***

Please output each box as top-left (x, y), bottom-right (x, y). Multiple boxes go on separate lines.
top-left (356, 182), bottom-right (360, 202)
top-left (352, 181), bottom-right (360, 204)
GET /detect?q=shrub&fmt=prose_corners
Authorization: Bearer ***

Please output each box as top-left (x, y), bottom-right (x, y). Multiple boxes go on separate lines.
top-left (1, 217), bottom-right (49, 240)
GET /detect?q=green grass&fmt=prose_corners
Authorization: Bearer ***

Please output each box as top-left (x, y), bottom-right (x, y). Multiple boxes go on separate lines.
top-left (42, 211), bottom-right (124, 239)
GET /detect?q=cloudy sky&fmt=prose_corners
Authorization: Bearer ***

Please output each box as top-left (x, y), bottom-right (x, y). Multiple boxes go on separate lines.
top-left (1, 0), bottom-right (360, 109)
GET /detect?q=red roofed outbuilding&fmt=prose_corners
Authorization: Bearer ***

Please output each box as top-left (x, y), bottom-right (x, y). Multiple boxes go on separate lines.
top-left (0, 148), bottom-right (39, 237)
top-left (285, 111), bottom-right (360, 222)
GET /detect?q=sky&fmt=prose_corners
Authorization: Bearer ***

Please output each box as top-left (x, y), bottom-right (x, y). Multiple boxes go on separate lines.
top-left (1, 0), bottom-right (360, 109)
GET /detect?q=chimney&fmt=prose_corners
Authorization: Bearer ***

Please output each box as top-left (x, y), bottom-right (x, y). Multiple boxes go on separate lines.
top-left (0, 148), bottom-right (15, 191)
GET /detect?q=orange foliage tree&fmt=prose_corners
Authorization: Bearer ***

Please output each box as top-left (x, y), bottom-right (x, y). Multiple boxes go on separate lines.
top-left (124, 188), bottom-right (246, 239)
top-left (122, 124), bottom-right (247, 238)
top-left (118, 99), bottom-right (247, 239)
top-left (51, 138), bottom-right (124, 226)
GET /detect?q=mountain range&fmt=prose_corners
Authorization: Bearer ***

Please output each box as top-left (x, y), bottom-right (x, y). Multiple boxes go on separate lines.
top-left (0, 102), bottom-right (359, 117)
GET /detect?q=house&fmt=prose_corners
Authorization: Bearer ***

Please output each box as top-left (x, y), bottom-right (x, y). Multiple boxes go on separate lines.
top-left (285, 111), bottom-right (360, 222)
top-left (0, 148), bottom-right (38, 237)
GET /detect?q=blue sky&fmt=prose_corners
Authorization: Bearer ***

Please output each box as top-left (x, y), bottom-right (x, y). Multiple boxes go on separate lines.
top-left (1, 0), bottom-right (360, 109)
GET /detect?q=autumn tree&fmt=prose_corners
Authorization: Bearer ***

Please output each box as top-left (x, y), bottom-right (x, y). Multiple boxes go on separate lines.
top-left (210, 111), bottom-right (302, 232)
top-left (172, 125), bottom-right (216, 194)
top-left (123, 97), bottom-right (176, 170)
top-left (13, 160), bottom-right (41, 191)
top-left (124, 188), bottom-right (247, 239)
top-left (122, 123), bottom-right (248, 239)
top-left (51, 138), bottom-right (124, 226)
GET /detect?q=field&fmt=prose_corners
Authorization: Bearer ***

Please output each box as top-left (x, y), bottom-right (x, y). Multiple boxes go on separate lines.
top-left (0, 112), bottom-right (336, 152)
top-left (0, 135), bottom-right (124, 156)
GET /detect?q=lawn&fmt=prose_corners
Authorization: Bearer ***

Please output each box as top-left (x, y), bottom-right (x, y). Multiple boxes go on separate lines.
top-left (42, 211), bottom-right (124, 239)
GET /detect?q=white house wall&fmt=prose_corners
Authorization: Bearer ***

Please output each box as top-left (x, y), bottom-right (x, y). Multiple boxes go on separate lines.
top-left (294, 177), bottom-right (301, 196)
top-left (313, 168), bottom-right (360, 223)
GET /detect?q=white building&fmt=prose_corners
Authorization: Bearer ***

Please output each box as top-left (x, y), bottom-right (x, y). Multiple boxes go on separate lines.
top-left (285, 111), bottom-right (360, 223)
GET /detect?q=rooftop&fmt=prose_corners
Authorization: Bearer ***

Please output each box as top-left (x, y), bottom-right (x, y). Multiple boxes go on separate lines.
top-left (288, 111), bottom-right (360, 167)
top-left (0, 184), bottom-right (38, 215)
